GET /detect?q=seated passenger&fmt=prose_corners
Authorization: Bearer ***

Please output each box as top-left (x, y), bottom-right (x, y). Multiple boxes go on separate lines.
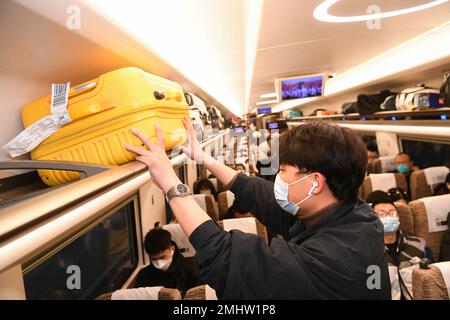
top-left (222, 199), bottom-right (253, 220)
top-left (234, 164), bottom-right (246, 175)
top-left (366, 190), bottom-right (432, 299)
top-left (367, 150), bottom-right (378, 161)
top-left (134, 224), bottom-right (203, 295)
top-left (395, 152), bottom-right (419, 198)
top-left (387, 187), bottom-right (409, 204)
top-left (433, 172), bottom-right (450, 196)
top-left (361, 135), bottom-right (378, 161)
top-left (194, 178), bottom-right (218, 200)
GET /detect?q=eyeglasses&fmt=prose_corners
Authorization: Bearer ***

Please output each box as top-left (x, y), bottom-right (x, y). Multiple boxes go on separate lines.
top-left (375, 210), bottom-right (398, 218)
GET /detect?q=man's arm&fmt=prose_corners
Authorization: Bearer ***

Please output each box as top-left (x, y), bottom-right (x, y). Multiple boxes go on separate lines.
top-left (229, 173), bottom-right (297, 239)
top-left (189, 220), bottom-right (355, 299)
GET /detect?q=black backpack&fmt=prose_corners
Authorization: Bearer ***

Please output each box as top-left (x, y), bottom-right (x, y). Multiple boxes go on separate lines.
top-left (341, 102), bottom-right (358, 114)
top-left (357, 90), bottom-right (396, 115)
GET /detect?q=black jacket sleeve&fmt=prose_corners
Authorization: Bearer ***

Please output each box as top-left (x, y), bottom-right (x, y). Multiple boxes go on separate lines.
top-left (229, 173), bottom-right (297, 239)
top-left (133, 269), bottom-right (146, 288)
top-left (189, 220), bottom-right (359, 299)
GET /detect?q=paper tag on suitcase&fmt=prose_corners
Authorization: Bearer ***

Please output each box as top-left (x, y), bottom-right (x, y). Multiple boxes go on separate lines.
top-left (3, 116), bottom-right (60, 157)
top-left (3, 83), bottom-right (72, 157)
top-left (51, 83), bottom-right (72, 125)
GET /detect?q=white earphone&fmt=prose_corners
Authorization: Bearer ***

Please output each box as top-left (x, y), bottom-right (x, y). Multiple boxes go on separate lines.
top-left (307, 180), bottom-right (319, 196)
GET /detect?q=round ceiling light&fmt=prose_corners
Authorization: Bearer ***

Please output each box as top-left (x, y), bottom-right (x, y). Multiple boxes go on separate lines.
top-left (313, 0), bottom-right (449, 23)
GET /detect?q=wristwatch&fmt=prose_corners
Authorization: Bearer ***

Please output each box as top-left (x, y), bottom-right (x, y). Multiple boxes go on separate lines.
top-left (166, 183), bottom-right (191, 202)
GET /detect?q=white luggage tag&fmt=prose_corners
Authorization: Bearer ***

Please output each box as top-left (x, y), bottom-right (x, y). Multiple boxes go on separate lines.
top-left (3, 83), bottom-right (72, 157)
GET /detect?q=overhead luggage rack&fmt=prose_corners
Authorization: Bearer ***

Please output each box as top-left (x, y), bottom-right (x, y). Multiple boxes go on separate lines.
top-left (290, 107), bottom-right (450, 122)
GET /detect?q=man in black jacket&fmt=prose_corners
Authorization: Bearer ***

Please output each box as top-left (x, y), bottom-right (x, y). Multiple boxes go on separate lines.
top-left (134, 225), bottom-right (203, 295)
top-left (125, 120), bottom-right (391, 299)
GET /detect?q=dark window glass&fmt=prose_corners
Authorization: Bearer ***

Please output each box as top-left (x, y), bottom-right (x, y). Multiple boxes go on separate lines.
top-left (24, 200), bottom-right (138, 300)
top-left (401, 140), bottom-right (450, 169)
top-left (174, 165), bottom-right (185, 183)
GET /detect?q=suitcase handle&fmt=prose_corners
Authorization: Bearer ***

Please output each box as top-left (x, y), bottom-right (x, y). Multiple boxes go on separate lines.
top-left (0, 160), bottom-right (111, 179)
top-left (69, 81), bottom-right (99, 100)
top-left (154, 91), bottom-right (182, 102)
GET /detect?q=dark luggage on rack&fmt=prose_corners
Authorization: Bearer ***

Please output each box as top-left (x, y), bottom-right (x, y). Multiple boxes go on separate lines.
top-left (357, 90), bottom-right (396, 115)
top-left (341, 102), bottom-right (358, 114)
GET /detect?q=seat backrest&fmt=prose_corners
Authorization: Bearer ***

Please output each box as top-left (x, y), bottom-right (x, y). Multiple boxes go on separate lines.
top-left (361, 173), bottom-right (407, 200)
top-left (216, 217), bottom-right (268, 244)
top-left (183, 285), bottom-right (206, 300)
top-left (183, 284), bottom-right (218, 300)
top-left (367, 160), bottom-right (379, 174)
top-left (409, 194), bottom-right (450, 261)
top-left (395, 201), bottom-right (414, 235)
top-left (162, 223), bottom-right (196, 258)
top-left (208, 177), bottom-right (224, 193)
top-left (97, 287), bottom-right (182, 300)
top-left (218, 191), bottom-right (235, 218)
top-left (193, 194), bottom-right (219, 220)
top-left (410, 167), bottom-right (450, 200)
top-left (412, 263), bottom-right (450, 300)
top-left (378, 156), bottom-right (397, 173)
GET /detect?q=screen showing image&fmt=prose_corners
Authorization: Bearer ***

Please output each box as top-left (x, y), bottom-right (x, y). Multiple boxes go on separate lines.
top-left (234, 126), bottom-right (245, 134)
top-left (257, 107), bottom-right (272, 114)
top-left (280, 75), bottom-right (324, 101)
top-left (267, 122), bottom-right (279, 129)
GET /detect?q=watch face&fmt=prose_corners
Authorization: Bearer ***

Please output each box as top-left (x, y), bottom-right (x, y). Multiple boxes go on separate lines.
top-left (177, 184), bottom-right (188, 193)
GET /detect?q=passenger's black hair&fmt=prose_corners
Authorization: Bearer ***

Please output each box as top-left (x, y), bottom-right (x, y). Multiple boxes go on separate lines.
top-left (144, 222), bottom-right (172, 256)
top-left (222, 199), bottom-right (247, 219)
top-left (279, 121), bottom-right (367, 202)
top-left (387, 187), bottom-right (409, 203)
top-left (361, 135), bottom-right (378, 153)
top-left (366, 190), bottom-right (394, 208)
top-left (446, 172), bottom-right (450, 184)
top-left (395, 152), bottom-right (411, 160)
top-left (234, 163), bottom-right (246, 171)
top-left (194, 178), bottom-right (218, 199)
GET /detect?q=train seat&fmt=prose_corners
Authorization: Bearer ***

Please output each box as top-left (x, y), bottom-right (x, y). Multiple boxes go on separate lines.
top-left (371, 156), bottom-right (397, 174)
top-left (184, 284), bottom-right (218, 300)
top-left (361, 173), bottom-right (407, 200)
top-left (218, 190), bottom-right (235, 219)
top-left (412, 262), bottom-right (450, 300)
top-left (162, 223), bottom-right (196, 258)
top-left (193, 194), bottom-right (219, 220)
top-left (96, 287), bottom-right (182, 300)
top-left (409, 194), bottom-right (450, 261)
top-left (410, 166), bottom-right (449, 200)
top-left (395, 201), bottom-right (415, 235)
top-left (216, 217), bottom-right (268, 245)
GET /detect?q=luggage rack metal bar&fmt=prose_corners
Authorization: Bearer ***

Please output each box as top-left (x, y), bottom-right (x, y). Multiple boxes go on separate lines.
top-left (289, 107), bottom-right (450, 121)
top-left (287, 121), bottom-right (450, 140)
top-left (0, 160), bottom-right (111, 179)
top-left (0, 130), bottom-right (228, 273)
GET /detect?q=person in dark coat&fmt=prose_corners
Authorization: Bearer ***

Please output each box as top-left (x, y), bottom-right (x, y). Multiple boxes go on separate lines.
top-left (134, 225), bottom-right (203, 295)
top-left (366, 190), bottom-right (432, 299)
top-left (125, 119), bottom-right (391, 299)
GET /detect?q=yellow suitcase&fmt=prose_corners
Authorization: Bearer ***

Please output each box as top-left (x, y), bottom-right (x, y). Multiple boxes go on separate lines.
top-left (22, 67), bottom-right (188, 186)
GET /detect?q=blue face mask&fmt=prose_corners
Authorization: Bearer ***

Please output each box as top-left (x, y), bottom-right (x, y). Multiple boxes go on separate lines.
top-left (396, 163), bottom-right (410, 174)
top-left (380, 216), bottom-right (400, 235)
top-left (274, 173), bottom-right (317, 216)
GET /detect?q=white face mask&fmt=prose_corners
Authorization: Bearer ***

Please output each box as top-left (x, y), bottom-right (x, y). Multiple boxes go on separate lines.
top-left (200, 190), bottom-right (211, 195)
top-left (151, 249), bottom-right (174, 271)
top-left (274, 173), bottom-right (318, 215)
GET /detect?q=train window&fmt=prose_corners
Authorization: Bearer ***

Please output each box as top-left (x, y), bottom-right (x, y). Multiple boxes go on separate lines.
top-left (23, 200), bottom-right (139, 300)
top-left (401, 139), bottom-right (450, 169)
